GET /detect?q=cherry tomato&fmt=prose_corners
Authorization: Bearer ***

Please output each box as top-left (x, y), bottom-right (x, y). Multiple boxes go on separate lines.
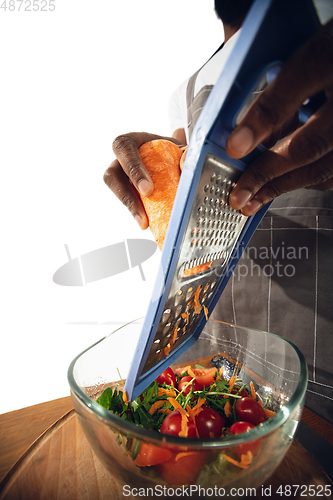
top-left (134, 442), bottom-right (173, 467)
top-left (229, 421), bottom-right (261, 457)
top-left (156, 451), bottom-right (207, 485)
top-left (156, 367), bottom-right (176, 387)
top-left (230, 420), bottom-right (255, 434)
top-left (195, 407), bottom-right (226, 438)
top-left (178, 376), bottom-right (200, 396)
top-left (160, 410), bottom-right (196, 438)
top-left (235, 397), bottom-right (267, 426)
top-left (194, 368), bottom-right (217, 390)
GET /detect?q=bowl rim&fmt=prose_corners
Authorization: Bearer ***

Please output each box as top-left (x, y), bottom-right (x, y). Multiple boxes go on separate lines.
top-left (68, 318), bottom-right (308, 449)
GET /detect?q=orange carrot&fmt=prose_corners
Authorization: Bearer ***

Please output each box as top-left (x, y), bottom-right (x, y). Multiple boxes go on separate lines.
top-left (250, 381), bottom-right (256, 400)
top-left (164, 343), bottom-right (171, 356)
top-left (223, 450), bottom-right (253, 469)
top-left (179, 413), bottom-right (189, 437)
top-left (171, 325), bottom-right (178, 345)
top-left (158, 408), bottom-right (172, 415)
top-left (149, 400), bottom-right (166, 415)
top-left (203, 305), bottom-right (209, 320)
top-left (186, 404), bottom-right (200, 437)
top-left (191, 397), bottom-right (206, 416)
top-left (181, 310), bottom-right (189, 325)
top-left (138, 140), bottom-right (213, 276)
top-left (193, 286), bottom-right (202, 315)
top-left (167, 398), bottom-right (186, 413)
top-left (180, 365), bottom-right (196, 378)
top-left (138, 140), bottom-right (182, 250)
top-left (264, 408), bottom-right (277, 418)
top-left (228, 376), bottom-right (238, 391)
top-left (158, 387), bottom-right (177, 398)
top-left (224, 401), bottom-right (232, 418)
top-left (183, 262), bottom-right (212, 277)
top-left (175, 451), bottom-right (197, 461)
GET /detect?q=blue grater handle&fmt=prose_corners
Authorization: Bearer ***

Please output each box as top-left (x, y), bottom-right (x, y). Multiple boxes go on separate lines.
top-left (124, 0), bottom-right (323, 401)
top-left (180, 0), bottom-right (322, 326)
top-left (201, 0), bottom-right (321, 154)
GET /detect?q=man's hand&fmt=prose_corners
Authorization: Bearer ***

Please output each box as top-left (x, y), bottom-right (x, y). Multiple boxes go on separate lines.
top-left (226, 19), bottom-right (333, 216)
top-left (103, 132), bottom-right (185, 229)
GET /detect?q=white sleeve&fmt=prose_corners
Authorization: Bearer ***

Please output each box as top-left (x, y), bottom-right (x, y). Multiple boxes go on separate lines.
top-left (168, 78), bottom-right (189, 139)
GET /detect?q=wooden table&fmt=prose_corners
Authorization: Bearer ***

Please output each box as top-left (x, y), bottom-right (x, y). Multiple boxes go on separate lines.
top-left (0, 397), bottom-right (332, 499)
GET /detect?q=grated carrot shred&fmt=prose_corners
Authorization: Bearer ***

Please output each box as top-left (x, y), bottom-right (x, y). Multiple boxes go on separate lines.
top-left (203, 305), bottom-right (209, 320)
top-left (149, 400), bottom-right (166, 415)
top-left (175, 451), bottom-right (197, 461)
top-left (264, 408), bottom-right (276, 418)
top-left (158, 387), bottom-right (177, 398)
top-left (250, 381), bottom-right (256, 400)
top-left (164, 343), bottom-right (171, 356)
top-left (181, 365), bottom-right (196, 378)
top-left (223, 455), bottom-right (249, 469)
top-left (179, 412), bottom-right (189, 437)
top-left (181, 310), bottom-right (189, 325)
top-left (224, 401), bottom-right (232, 418)
top-left (167, 398), bottom-right (186, 414)
top-left (191, 397), bottom-right (206, 416)
top-left (122, 392), bottom-right (128, 404)
top-left (228, 376), bottom-right (238, 391)
top-left (241, 450), bottom-right (253, 465)
top-left (171, 325), bottom-right (178, 345)
top-left (193, 286), bottom-right (202, 315)
top-left (158, 408), bottom-right (172, 415)
top-left (219, 366), bottom-right (224, 376)
top-left (186, 404), bottom-right (200, 438)
top-left (223, 450), bottom-right (253, 469)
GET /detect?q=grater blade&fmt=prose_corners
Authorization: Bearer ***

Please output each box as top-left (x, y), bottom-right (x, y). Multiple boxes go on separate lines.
top-left (124, 0), bottom-right (322, 401)
top-left (141, 155), bottom-right (248, 377)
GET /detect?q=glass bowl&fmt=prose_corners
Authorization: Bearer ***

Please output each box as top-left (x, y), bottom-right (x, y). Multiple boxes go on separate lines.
top-left (68, 318), bottom-right (307, 495)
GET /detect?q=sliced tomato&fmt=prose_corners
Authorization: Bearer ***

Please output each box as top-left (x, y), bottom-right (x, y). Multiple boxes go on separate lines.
top-left (178, 376), bottom-right (200, 396)
top-left (156, 367), bottom-right (177, 387)
top-left (194, 368), bottom-right (218, 390)
top-left (156, 451), bottom-right (207, 485)
top-left (134, 442), bottom-right (173, 467)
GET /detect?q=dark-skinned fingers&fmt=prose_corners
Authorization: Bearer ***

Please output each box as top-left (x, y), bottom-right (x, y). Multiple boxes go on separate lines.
top-left (112, 132), bottom-right (185, 197)
top-left (229, 101), bottom-right (333, 211)
top-left (103, 159), bottom-right (149, 229)
top-left (261, 111), bottom-right (299, 150)
top-left (229, 146), bottom-right (296, 210)
top-left (112, 134), bottom-right (154, 197)
top-left (286, 100), bottom-right (333, 166)
top-left (226, 19), bottom-right (333, 159)
top-left (307, 178), bottom-right (333, 191)
top-left (240, 152), bottom-right (333, 216)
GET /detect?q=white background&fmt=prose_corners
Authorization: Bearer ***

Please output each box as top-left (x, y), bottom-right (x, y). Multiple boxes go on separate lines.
top-left (0, 0), bottom-right (223, 414)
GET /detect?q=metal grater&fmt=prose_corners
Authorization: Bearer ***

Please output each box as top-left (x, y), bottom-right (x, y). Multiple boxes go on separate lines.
top-left (124, 0), bottom-right (322, 401)
top-left (141, 155), bottom-right (247, 376)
